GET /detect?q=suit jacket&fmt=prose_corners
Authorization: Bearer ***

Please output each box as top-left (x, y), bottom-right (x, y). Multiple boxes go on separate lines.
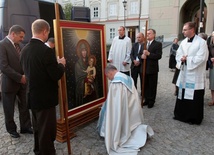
top-left (20, 39), bottom-right (65, 110)
top-left (139, 40), bottom-right (162, 74)
top-left (130, 42), bottom-right (144, 69)
top-left (0, 37), bottom-right (25, 92)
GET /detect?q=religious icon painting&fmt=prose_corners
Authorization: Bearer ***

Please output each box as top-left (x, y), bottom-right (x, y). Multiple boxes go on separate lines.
top-left (54, 20), bottom-right (107, 117)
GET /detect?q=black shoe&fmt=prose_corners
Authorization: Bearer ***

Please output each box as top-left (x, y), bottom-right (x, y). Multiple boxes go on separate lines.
top-left (9, 131), bottom-right (20, 138)
top-left (141, 102), bottom-right (148, 108)
top-left (173, 117), bottom-right (177, 120)
top-left (187, 121), bottom-right (201, 125)
top-left (20, 128), bottom-right (33, 134)
top-left (143, 102), bottom-right (148, 106)
top-left (187, 122), bottom-right (194, 125)
top-left (148, 103), bottom-right (154, 108)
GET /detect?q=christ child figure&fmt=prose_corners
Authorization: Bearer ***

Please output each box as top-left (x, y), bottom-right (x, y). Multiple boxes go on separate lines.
top-left (84, 55), bottom-right (96, 97)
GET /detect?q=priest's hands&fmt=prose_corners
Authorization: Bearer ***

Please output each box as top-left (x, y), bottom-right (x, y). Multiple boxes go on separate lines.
top-left (181, 55), bottom-right (187, 65)
top-left (108, 59), bottom-right (113, 63)
top-left (181, 55), bottom-right (187, 62)
top-left (122, 62), bottom-right (127, 66)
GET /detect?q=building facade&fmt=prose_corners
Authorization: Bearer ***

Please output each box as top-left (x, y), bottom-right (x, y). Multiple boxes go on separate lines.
top-left (149, 0), bottom-right (214, 41)
top-left (58, 0), bottom-right (214, 43)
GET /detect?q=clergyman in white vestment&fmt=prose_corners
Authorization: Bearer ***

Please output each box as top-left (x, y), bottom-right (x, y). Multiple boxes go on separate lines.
top-left (97, 64), bottom-right (154, 155)
top-left (174, 22), bottom-right (208, 125)
top-left (108, 26), bottom-right (132, 76)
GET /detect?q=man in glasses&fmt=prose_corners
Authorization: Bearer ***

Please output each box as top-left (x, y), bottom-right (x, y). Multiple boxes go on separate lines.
top-left (173, 21), bottom-right (208, 125)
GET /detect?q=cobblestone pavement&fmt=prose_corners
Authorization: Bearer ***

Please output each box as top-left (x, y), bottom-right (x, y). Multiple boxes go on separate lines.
top-left (0, 43), bottom-right (214, 155)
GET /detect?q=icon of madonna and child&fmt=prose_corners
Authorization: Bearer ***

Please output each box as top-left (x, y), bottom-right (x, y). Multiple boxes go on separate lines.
top-left (74, 41), bottom-right (99, 107)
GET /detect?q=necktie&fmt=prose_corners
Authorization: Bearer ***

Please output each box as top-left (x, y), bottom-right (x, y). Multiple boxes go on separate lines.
top-left (136, 44), bottom-right (141, 61)
top-left (147, 41), bottom-right (150, 49)
top-left (138, 44), bottom-right (141, 53)
top-left (14, 43), bottom-right (21, 55)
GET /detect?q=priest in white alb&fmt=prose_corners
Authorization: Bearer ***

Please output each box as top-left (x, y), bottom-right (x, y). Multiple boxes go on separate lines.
top-left (174, 21), bottom-right (209, 125)
top-left (97, 64), bottom-right (154, 155)
top-left (108, 26), bottom-right (132, 76)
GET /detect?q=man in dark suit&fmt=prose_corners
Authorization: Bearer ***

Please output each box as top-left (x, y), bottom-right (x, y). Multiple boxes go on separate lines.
top-left (130, 32), bottom-right (144, 90)
top-left (140, 29), bottom-right (162, 108)
top-left (0, 25), bottom-right (32, 138)
top-left (20, 19), bottom-right (66, 155)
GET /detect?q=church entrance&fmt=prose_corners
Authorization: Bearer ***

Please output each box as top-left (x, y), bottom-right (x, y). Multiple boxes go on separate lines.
top-left (127, 27), bottom-right (136, 44)
top-left (179, 0), bottom-right (207, 39)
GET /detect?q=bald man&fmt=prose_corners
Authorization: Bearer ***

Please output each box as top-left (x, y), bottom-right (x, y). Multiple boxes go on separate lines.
top-left (21, 19), bottom-right (66, 155)
top-left (130, 32), bottom-right (144, 91)
top-left (108, 26), bottom-right (132, 76)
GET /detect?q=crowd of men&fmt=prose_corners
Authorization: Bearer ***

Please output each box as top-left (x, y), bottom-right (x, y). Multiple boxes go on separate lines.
top-left (0, 19), bottom-right (65, 155)
top-left (0, 19), bottom-right (212, 155)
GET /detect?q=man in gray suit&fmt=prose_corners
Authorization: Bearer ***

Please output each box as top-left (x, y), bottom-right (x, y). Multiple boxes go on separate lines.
top-left (0, 25), bottom-right (32, 138)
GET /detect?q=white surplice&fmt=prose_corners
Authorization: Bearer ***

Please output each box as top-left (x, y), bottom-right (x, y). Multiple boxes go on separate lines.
top-left (108, 36), bottom-right (132, 72)
top-left (97, 72), bottom-right (154, 155)
top-left (176, 35), bottom-right (208, 100)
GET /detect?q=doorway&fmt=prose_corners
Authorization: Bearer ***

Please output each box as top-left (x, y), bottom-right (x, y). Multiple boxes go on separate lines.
top-left (179, 0), bottom-right (207, 39)
top-left (127, 27), bottom-right (136, 44)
